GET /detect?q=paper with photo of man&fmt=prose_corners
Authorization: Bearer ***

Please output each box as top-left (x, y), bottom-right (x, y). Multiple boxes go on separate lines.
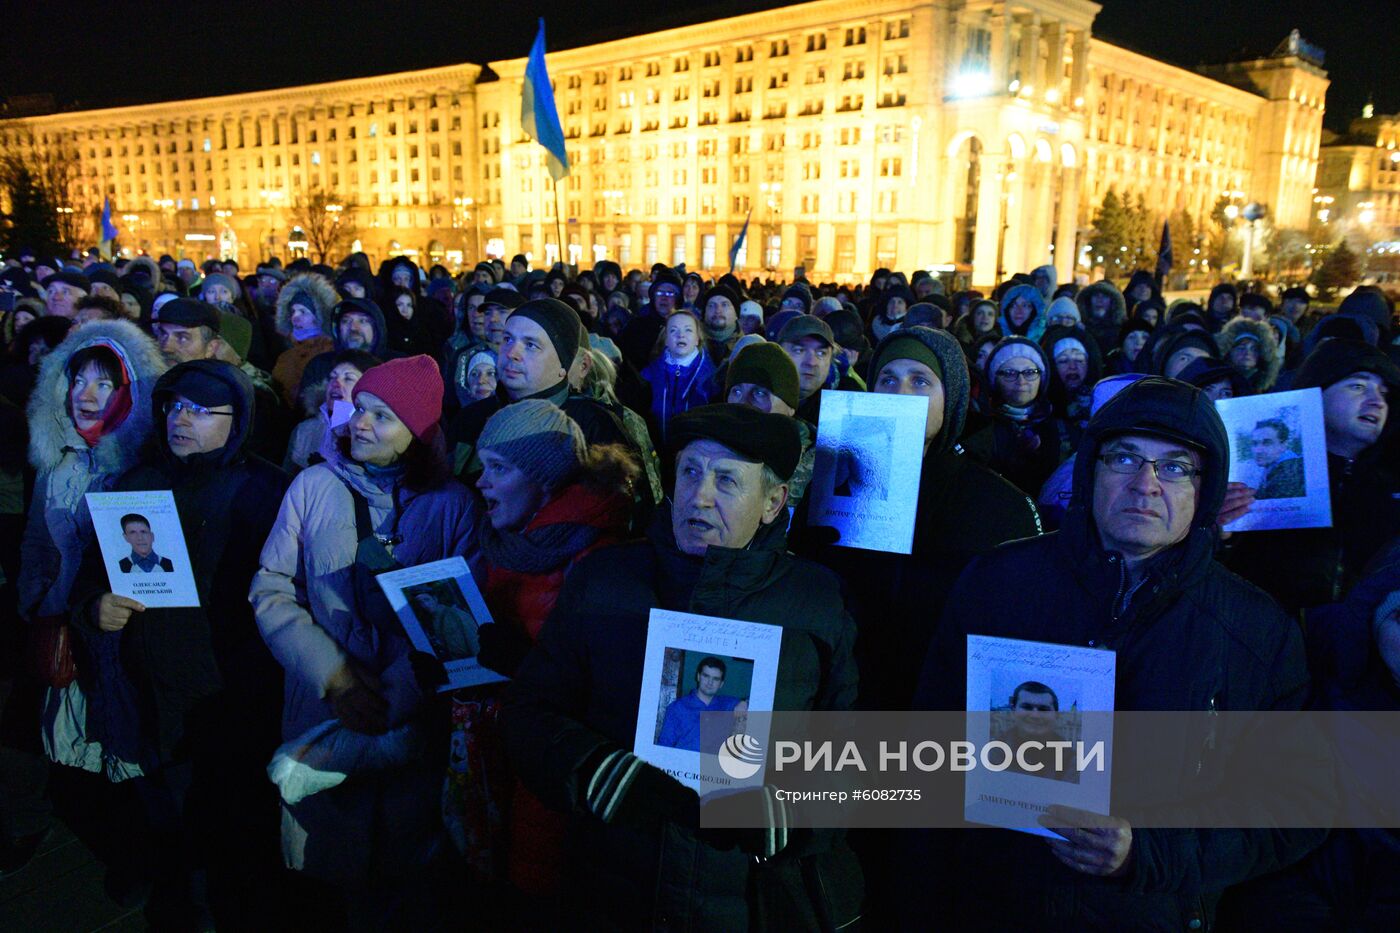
top-left (807, 389), bottom-right (927, 554)
top-left (964, 635), bottom-right (1116, 837)
top-left (86, 490), bottom-right (200, 607)
top-left (1215, 387), bottom-right (1332, 532)
top-left (375, 556), bottom-right (505, 692)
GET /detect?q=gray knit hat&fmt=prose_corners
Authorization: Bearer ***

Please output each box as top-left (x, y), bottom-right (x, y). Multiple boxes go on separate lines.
top-left (478, 399), bottom-right (586, 491)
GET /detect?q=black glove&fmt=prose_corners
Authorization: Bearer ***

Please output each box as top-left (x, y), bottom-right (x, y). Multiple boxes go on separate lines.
top-left (699, 785), bottom-right (791, 859)
top-left (407, 650), bottom-right (448, 693)
top-left (579, 747), bottom-right (698, 833)
top-left (477, 622), bottom-right (535, 677)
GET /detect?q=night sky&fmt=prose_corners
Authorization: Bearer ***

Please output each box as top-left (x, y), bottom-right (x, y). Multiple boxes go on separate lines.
top-left (5, 0), bottom-right (1394, 134)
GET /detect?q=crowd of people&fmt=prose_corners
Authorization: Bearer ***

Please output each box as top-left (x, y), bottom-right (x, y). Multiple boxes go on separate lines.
top-left (0, 243), bottom-right (1397, 931)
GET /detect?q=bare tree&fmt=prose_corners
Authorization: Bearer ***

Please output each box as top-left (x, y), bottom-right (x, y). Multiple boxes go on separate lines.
top-left (289, 187), bottom-right (359, 263)
top-left (7, 122), bottom-right (85, 249)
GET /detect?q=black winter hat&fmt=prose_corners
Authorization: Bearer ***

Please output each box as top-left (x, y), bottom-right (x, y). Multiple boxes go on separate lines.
top-left (154, 298), bottom-right (222, 332)
top-left (824, 308), bottom-right (871, 353)
top-left (1293, 338), bottom-right (1400, 393)
top-left (510, 297), bottom-right (582, 366)
top-left (41, 270), bottom-right (91, 292)
top-left (781, 283), bottom-right (813, 313)
top-left (1075, 376), bottom-right (1229, 530)
top-left (649, 269), bottom-right (683, 305)
top-left (701, 284), bottom-right (743, 314)
top-left (482, 287), bottom-right (525, 311)
top-left (668, 403), bottom-right (803, 481)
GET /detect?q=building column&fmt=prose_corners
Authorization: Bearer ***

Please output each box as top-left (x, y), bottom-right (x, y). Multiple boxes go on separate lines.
top-left (971, 148), bottom-right (1009, 287)
top-left (1055, 165), bottom-right (1081, 281)
top-left (1070, 30), bottom-right (1090, 104)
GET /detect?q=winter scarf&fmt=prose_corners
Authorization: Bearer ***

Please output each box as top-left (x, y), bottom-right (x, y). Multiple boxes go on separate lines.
top-left (478, 487), bottom-right (624, 574)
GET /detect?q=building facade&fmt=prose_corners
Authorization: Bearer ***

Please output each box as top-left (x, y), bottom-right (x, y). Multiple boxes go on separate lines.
top-left (1316, 108), bottom-right (1400, 243)
top-left (1, 1), bottom-right (1328, 285)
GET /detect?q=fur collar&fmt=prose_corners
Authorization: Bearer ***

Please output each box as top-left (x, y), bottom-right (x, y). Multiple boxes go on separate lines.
top-left (274, 273), bottom-right (340, 338)
top-left (27, 318), bottom-right (169, 475)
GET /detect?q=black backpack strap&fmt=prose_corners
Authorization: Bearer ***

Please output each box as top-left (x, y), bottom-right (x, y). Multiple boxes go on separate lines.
top-left (347, 482), bottom-right (375, 541)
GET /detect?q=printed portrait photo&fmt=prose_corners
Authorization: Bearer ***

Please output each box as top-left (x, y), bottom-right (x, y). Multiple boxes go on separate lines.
top-left (402, 578), bottom-right (481, 663)
top-left (652, 648), bottom-right (754, 753)
top-left (1233, 405), bottom-right (1305, 500)
top-left (989, 673), bottom-right (1085, 784)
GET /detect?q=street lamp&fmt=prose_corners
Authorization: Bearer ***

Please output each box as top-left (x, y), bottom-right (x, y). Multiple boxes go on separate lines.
top-left (759, 181), bottom-right (782, 270)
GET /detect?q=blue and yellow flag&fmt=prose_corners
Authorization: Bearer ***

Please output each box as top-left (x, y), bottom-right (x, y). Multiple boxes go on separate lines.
top-left (521, 19), bottom-right (570, 182)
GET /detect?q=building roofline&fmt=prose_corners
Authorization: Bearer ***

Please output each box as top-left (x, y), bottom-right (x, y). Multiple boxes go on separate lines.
top-left (0, 62), bottom-right (482, 127)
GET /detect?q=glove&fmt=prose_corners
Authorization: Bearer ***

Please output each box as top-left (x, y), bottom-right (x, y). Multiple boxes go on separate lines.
top-left (408, 650), bottom-right (448, 693)
top-left (580, 747), bottom-right (698, 833)
top-left (477, 622), bottom-right (534, 677)
top-left (699, 785), bottom-right (791, 860)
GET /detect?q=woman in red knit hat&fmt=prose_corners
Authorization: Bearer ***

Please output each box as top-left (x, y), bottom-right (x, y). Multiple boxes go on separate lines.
top-left (251, 354), bottom-right (476, 924)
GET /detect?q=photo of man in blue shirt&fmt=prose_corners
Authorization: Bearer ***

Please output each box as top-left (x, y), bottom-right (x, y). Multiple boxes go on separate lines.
top-left (656, 656), bottom-right (743, 752)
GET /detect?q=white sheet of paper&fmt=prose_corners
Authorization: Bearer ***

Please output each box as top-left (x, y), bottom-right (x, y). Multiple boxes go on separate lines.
top-left (376, 557), bottom-right (506, 692)
top-left (86, 490), bottom-right (201, 608)
top-left (1216, 387), bottom-right (1332, 532)
top-left (807, 389), bottom-right (927, 554)
top-left (964, 635), bottom-right (1116, 837)
top-left (634, 609), bottom-right (783, 795)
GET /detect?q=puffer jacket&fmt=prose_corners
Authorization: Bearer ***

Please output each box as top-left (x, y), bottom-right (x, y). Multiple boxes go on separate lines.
top-left (250, 434), bottom-right (477, 882)
top-left (912, 377), bottom-right (1330, 931)
top-left (20, 319), bottom-right (167, 619)
top-left (1076, 280), bottom-right (1128, 357)
top-left (503, 509), bottom-right (863, 931)
top-left (1216, 316), bottom-right (1282, 393)
top-left (271, 273), bottom-right (339, 406)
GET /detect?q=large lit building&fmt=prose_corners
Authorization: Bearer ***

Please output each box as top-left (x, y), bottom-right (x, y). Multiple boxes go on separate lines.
top-left (1315, 106), bottom-right (1400, 243)
top-left (1, 1), bottom-right (1328, 285)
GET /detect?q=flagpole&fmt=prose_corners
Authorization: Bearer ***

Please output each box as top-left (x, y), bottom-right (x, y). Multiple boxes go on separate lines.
top-left (553, 177), bottom-right (567, 269)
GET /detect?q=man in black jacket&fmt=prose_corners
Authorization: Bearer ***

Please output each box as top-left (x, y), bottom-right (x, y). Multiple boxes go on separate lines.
top-left (446, 298), bottom-right (634, 481)
top-left (72, 359), bottom-right (289, 930)
top-left (1229, 339), bottom-right (1400, 617)
top-left (911, 376), bottom-right (1328, 931)
top-left (502, 404), bottom-right (863, 930)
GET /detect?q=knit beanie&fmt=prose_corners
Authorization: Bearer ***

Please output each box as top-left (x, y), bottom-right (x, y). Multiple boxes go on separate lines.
top-left (726, 341), bottom-right (802, 411)
top-left (988, 339), bottom-right (1047, 380)
top-left (510, 297), bottom-right (582, 366)
top-left (870, 333), bottom-right (943, 384)
top-left (1046, 296), bottom-right (1081, 324)
top-left (739, 300), bottom-right (764, 321)
top-left (351, 354), bottom-right (444, 443)
top-left (200, 272), bottom-right (242, 302)
top-left (1293, 338), bottom-right (1400, 393)
top-left (477, 399), bottom-right (586, 491)
top-left (1051, 336), bottom-right (1088, 360)
top-left (218, 311), bottom-right (253, 361)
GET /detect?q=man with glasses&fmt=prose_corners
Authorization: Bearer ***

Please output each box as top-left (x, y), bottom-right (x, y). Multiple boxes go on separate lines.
top-left (913, 376), bottom-right (1326, 931)
top-left (72, 359), bottom-right (289, 929)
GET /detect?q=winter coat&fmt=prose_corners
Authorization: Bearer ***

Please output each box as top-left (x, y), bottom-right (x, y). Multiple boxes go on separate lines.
top-left (1041, 323), bottom-right (1105, 457)
top-left (69, 360), bottom-right (288, 760)
top-left (997, 283), bottom-right (1047, 343)
top-left (962, 336), bottom-right (1065, 496)
top-left (1216, 316), bottom-right (1283, 393)
top-left (1076, 280), bottom-right (1128, 357)
top-left (502, 509), bottom-right (863, 930)
top-left (1229, 450), bottom-right (1400, 616)
top-left (283, 412), bottom-right (325, 475)
top-left (270, 273), bottom-right (339, 407)
top-left (870, 284), bottom-right (916, 344)
top-left (912, 377), bottom-right (1329, 931)
top-left (20, 319), bottom-right (167, 619)
top-left (249, 437), bottom-right (477, 882)
top-left (19, 319), bottom-right (167, 778)
top-left (640, 350), bottom-right (717, 445)
top-left (795, 326), bottom-right (1042, 709)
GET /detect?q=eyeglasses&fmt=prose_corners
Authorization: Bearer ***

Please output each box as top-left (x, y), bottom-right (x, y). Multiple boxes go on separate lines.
top-left (164, 400), bottom-right (233, 419)
top-left (1097, 451), bottom-right (1199, 483)
top-left (995, 368), bottom-right (1041, 382)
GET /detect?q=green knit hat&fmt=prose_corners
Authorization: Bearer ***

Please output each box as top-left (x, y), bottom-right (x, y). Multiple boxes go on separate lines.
top-left (869, 333), bottom-right (943, 384)
top-left (218, 310), bottom-right (253, 362)
top-left (478, 399), bottom-right (586, 491)
top-left (725, 341), bottom-right (801, 411)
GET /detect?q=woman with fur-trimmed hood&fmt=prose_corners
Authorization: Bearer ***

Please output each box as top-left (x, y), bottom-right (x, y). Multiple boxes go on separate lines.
top-left (20, 318), bottom-right (167, 778)
top-left (270, 273), bottom-right (339, 407)
top-left (1218, 315), bottom-right (1282, 393)
top-left (1074, 280), bottom-right (1128, 357)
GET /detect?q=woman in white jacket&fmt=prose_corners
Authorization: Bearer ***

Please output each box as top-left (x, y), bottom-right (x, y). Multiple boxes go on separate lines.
top-left (251, 354), bottom-right (476, 918)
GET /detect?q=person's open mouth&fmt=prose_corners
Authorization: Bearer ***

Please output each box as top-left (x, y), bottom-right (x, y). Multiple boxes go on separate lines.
top-left (1359, 413), bottom-right (1381, 425)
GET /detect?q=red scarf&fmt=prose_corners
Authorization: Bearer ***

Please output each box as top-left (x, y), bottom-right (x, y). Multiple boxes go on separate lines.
top-left (73, 382), bottom-right (133, 448)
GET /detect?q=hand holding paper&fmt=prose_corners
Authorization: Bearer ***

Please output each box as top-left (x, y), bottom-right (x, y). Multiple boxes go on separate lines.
top-left (1040, 804), bottom-right (1134, 877)
top-left (94, 593), bottom-right (145, 632)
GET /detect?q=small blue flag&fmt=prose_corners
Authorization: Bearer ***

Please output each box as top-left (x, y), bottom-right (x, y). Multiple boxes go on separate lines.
top-left (1155, 220), bottom-right (1172, 284)
top-left (729, 208), bottom-right (753, 273)
top-left (521, 19), bottom-right (570, 182)
top-left (101, 196), bottom-right (119, 242)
